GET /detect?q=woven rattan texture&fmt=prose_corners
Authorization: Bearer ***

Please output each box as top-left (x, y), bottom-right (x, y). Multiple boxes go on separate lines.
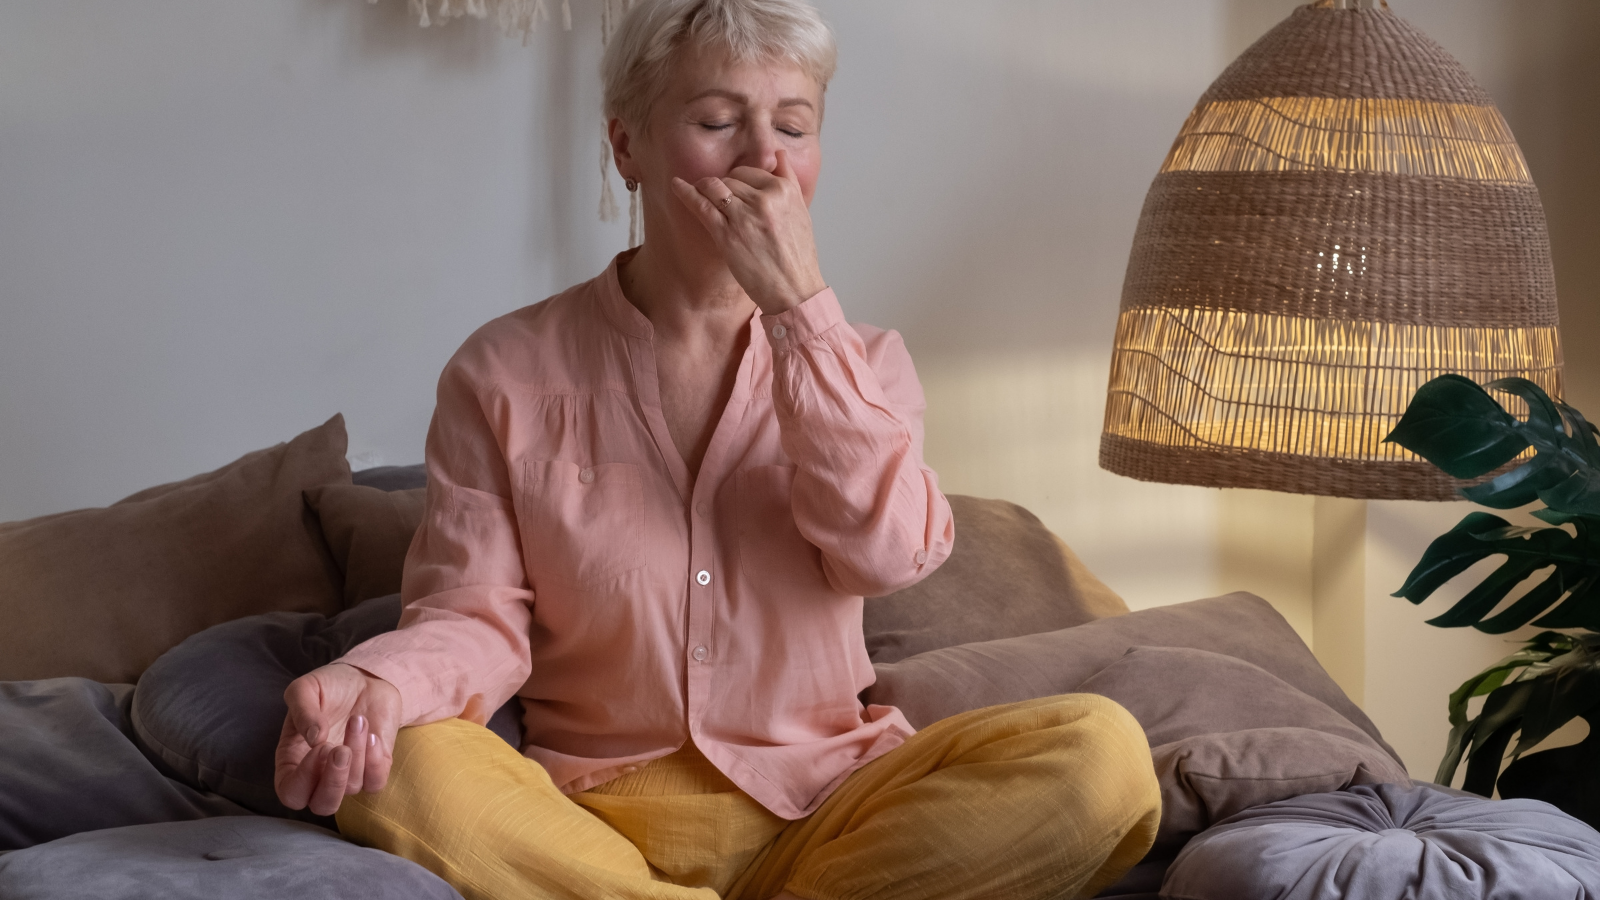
top-left (1164, 98), bottom-right (1530, 183)
top-left (1102, 306), bottom-right (1561, 468)
top-left (1099, 434), bottom-right (1461, 500)
top-left (1121, 171), bottom-right (1558, 328)
top-left (1100, 2), bottom-right (1563, 499)
top-left (1200, 5), bottom-right (1492, 105)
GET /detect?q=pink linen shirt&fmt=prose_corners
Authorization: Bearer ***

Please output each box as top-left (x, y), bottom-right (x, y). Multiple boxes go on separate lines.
top-left (339, 255), bottom-right (955, 820)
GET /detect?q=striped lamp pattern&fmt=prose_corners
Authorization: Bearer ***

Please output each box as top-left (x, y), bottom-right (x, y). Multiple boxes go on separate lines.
top-left (1099, 0), bottom-right (1563, 500)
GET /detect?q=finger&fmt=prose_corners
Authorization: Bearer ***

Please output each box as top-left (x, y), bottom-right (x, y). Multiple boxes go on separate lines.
top-left (364, 722), bottom-right (396, 792)
top-left (671, 177), bottom-right (730, 233)
top-left (691, 176), bottom-right (740, 214)
top-left (309, 745), bottom-right (352, 817)
top-left (275, 735), bottom-right (327, 811)
top-left (342, 714), bottom-right (369, 795)
top-left (283, 676), bottom-right (328, 747)
top-left (721, 177), bottom-right (764, 205)
top-left (774, 148), bottom-right (795, 184)
top-left (726, 165), bottom-right (781, 191)
top-left (362, 684), bottom-right (404, 793)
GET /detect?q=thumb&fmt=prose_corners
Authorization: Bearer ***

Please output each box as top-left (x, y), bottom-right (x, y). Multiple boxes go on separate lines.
top-left (284, 670), bottom-right (350, 745)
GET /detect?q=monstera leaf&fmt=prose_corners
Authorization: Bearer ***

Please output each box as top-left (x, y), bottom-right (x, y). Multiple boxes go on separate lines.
top-left (1391, 376), bottom-right (1600, 800)
top-left (1436, 632), bottom-right (1600, 796)
top-left (1386, 377), bottom-right (1600, 633)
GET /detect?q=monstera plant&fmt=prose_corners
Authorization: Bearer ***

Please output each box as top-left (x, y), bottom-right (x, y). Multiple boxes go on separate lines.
top-left (1386, 374), bottom-right (1600, 825)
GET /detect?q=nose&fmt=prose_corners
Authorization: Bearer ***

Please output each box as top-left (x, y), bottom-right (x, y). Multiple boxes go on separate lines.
top-left (736, 121), bottom-right (780, 173)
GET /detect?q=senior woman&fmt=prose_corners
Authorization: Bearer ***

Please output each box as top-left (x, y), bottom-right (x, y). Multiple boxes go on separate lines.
top-left (273, 1), bottom-right (1159, 898)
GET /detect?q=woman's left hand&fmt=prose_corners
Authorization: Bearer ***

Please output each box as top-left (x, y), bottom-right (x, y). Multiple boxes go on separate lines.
top-left (671, 149), bottom-right (827, 316)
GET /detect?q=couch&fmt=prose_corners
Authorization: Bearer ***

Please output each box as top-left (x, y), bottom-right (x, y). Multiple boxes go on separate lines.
top-left (3, 415), bottom-right (1597, 899)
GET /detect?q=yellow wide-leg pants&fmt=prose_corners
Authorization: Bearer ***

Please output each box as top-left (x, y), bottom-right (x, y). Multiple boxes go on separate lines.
top-left (336, 694), bottom-right (1160, 900)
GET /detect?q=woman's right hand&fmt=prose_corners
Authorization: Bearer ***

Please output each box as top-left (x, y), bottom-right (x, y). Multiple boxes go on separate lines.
top-left (273, 663), bottom-right (402, 816)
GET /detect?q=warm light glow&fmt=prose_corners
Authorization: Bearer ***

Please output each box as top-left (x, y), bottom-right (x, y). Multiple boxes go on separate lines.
top-left (1162, 97), bottom-right (1531, 183)
top-left (1103, 306), bottom-right (1563, 460)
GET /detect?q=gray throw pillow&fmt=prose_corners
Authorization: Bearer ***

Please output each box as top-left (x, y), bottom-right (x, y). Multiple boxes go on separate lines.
top-left (0, 679), bottom-right (245, 852)
top-left (131, 594), bottom-right (520, 824)
top-left (1163, 782), bottom-right (1600, 900)
top-left (0, 818), bottom-right (462, 900)
top-left (865, 592), bottom-right (1394, 763)
top-left (1075, 647), bottom-right (1409, 850)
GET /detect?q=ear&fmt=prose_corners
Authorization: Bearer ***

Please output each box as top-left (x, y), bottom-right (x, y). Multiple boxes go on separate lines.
top-left (608, 117), bottom-right (642, 184)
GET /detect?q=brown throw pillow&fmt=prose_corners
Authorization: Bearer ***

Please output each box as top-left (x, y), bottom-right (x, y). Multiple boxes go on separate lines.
top-left (864, 495), bottom-right (1127, 663)
top-left (0, 416), bottom-right (350, 683)
top-left (1075, 647), bottom-right (1410, 850)
top-left (304, 485), bottom-right (426, 607)
top-left (864, 591), bottom-right (1396, 763)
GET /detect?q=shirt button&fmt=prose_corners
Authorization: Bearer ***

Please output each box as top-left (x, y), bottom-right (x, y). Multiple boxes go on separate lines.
top-left (579, 467), bottom-right (595, 484)
top-left (696, 501), bottom-right (711, 518)
top-left (771, 323), bottom-right (787, 339)
top-left (914, 548), bottom-right (929, 565)
top-left (692, 645), bottom-right (709, 662)
top-left (696, 569), bottom-right (711, 586)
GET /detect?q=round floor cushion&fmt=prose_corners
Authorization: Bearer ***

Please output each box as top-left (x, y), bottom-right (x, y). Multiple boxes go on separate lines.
top-left (0, 817), bottom-right (462, 900)
top-left (1163, 782), bottom-right (1600, 899)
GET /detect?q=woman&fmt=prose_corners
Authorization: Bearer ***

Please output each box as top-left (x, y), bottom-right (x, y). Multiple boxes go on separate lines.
top-left (274, 1), bottom-right (1160, 898)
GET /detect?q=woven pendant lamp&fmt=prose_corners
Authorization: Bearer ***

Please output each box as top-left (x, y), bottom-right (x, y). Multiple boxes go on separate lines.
top-left (1099, 0), bottom-right (1563, 501)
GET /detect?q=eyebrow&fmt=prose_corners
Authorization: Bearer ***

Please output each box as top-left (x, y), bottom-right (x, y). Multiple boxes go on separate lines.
top-left (687, 88), bottom-right (815, 111)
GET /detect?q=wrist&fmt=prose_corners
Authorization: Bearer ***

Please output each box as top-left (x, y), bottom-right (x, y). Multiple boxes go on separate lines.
top-left (755, 275), bottom-right (826, 317)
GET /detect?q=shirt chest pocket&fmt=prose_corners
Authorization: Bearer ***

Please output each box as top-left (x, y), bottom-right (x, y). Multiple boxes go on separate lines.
top-left (518, 460), bottom-right (646, 589)
top-left (736, 465), bottom-right (830, 590)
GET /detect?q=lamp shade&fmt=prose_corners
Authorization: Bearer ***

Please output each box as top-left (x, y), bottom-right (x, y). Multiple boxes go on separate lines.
top-left (1099, 0), bottom-right (1563, 501)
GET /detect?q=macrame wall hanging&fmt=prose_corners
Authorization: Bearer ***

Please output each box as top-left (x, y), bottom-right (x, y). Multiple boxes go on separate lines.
top-left (386, 0), bottom-right (645, 246)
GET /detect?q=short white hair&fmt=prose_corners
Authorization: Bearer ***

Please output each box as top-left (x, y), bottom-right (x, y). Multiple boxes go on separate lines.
top-left (602, 0), bottom-right (838, 129)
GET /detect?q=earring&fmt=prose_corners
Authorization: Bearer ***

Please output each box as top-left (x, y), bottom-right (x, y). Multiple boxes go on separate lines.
top-left (625, 178), bottom-right (639, 193)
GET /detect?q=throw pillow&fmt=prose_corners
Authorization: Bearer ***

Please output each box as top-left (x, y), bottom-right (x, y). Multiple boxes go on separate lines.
top-left (864, 494), bottom-right (1128, 663)
top-left (0, 818), bottom-right (464, 900)
top-left (1074, 647), bottom-right (1410, 849)
top-left (130, 593), bottom-right (524, 823)
top-left (0, 678), bottom-right (246, 852)
top-left (1162, 782), bottom-right (1600, 900)
top-left (864, 591), bottom-right (1394, 762)
top-left (0, 415), bottom-right (350, 683)
top-left (305, 485), bottom-right (426, 607)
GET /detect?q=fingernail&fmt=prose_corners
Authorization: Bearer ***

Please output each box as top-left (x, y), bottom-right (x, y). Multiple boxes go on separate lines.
top-left (305, 726), bottom-right (321, 745)
top-left (354, 715), bottom-right (367, 732)
top-left (333, 746), bottom-right (351, 768)
top-left (369, 733), bottom-right (377, 749)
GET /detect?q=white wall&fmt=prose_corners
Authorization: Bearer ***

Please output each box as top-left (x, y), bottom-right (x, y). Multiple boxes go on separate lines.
top-left (3, 0), bottom-right (1596, 783)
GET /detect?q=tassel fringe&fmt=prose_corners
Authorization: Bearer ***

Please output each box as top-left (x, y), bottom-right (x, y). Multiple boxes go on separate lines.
top-left (397, 0), bottom-right (573, 41)
top-left (628, 190), bottom-right (642, 248)
top-left (386, 0), bottom-right (643, 241)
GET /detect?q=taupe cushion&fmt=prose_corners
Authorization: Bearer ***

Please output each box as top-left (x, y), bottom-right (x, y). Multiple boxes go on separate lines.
top-left (1076, 647), bottom-right (1409, 849)
top-left (304, 485), bottom-right (425, 607)
top-left (0, 416), bottom-right (350, 683)
top-left (864, 592), bottom-right (1393, 761)
top-left (864, 495), bottom-right (1127, 663)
